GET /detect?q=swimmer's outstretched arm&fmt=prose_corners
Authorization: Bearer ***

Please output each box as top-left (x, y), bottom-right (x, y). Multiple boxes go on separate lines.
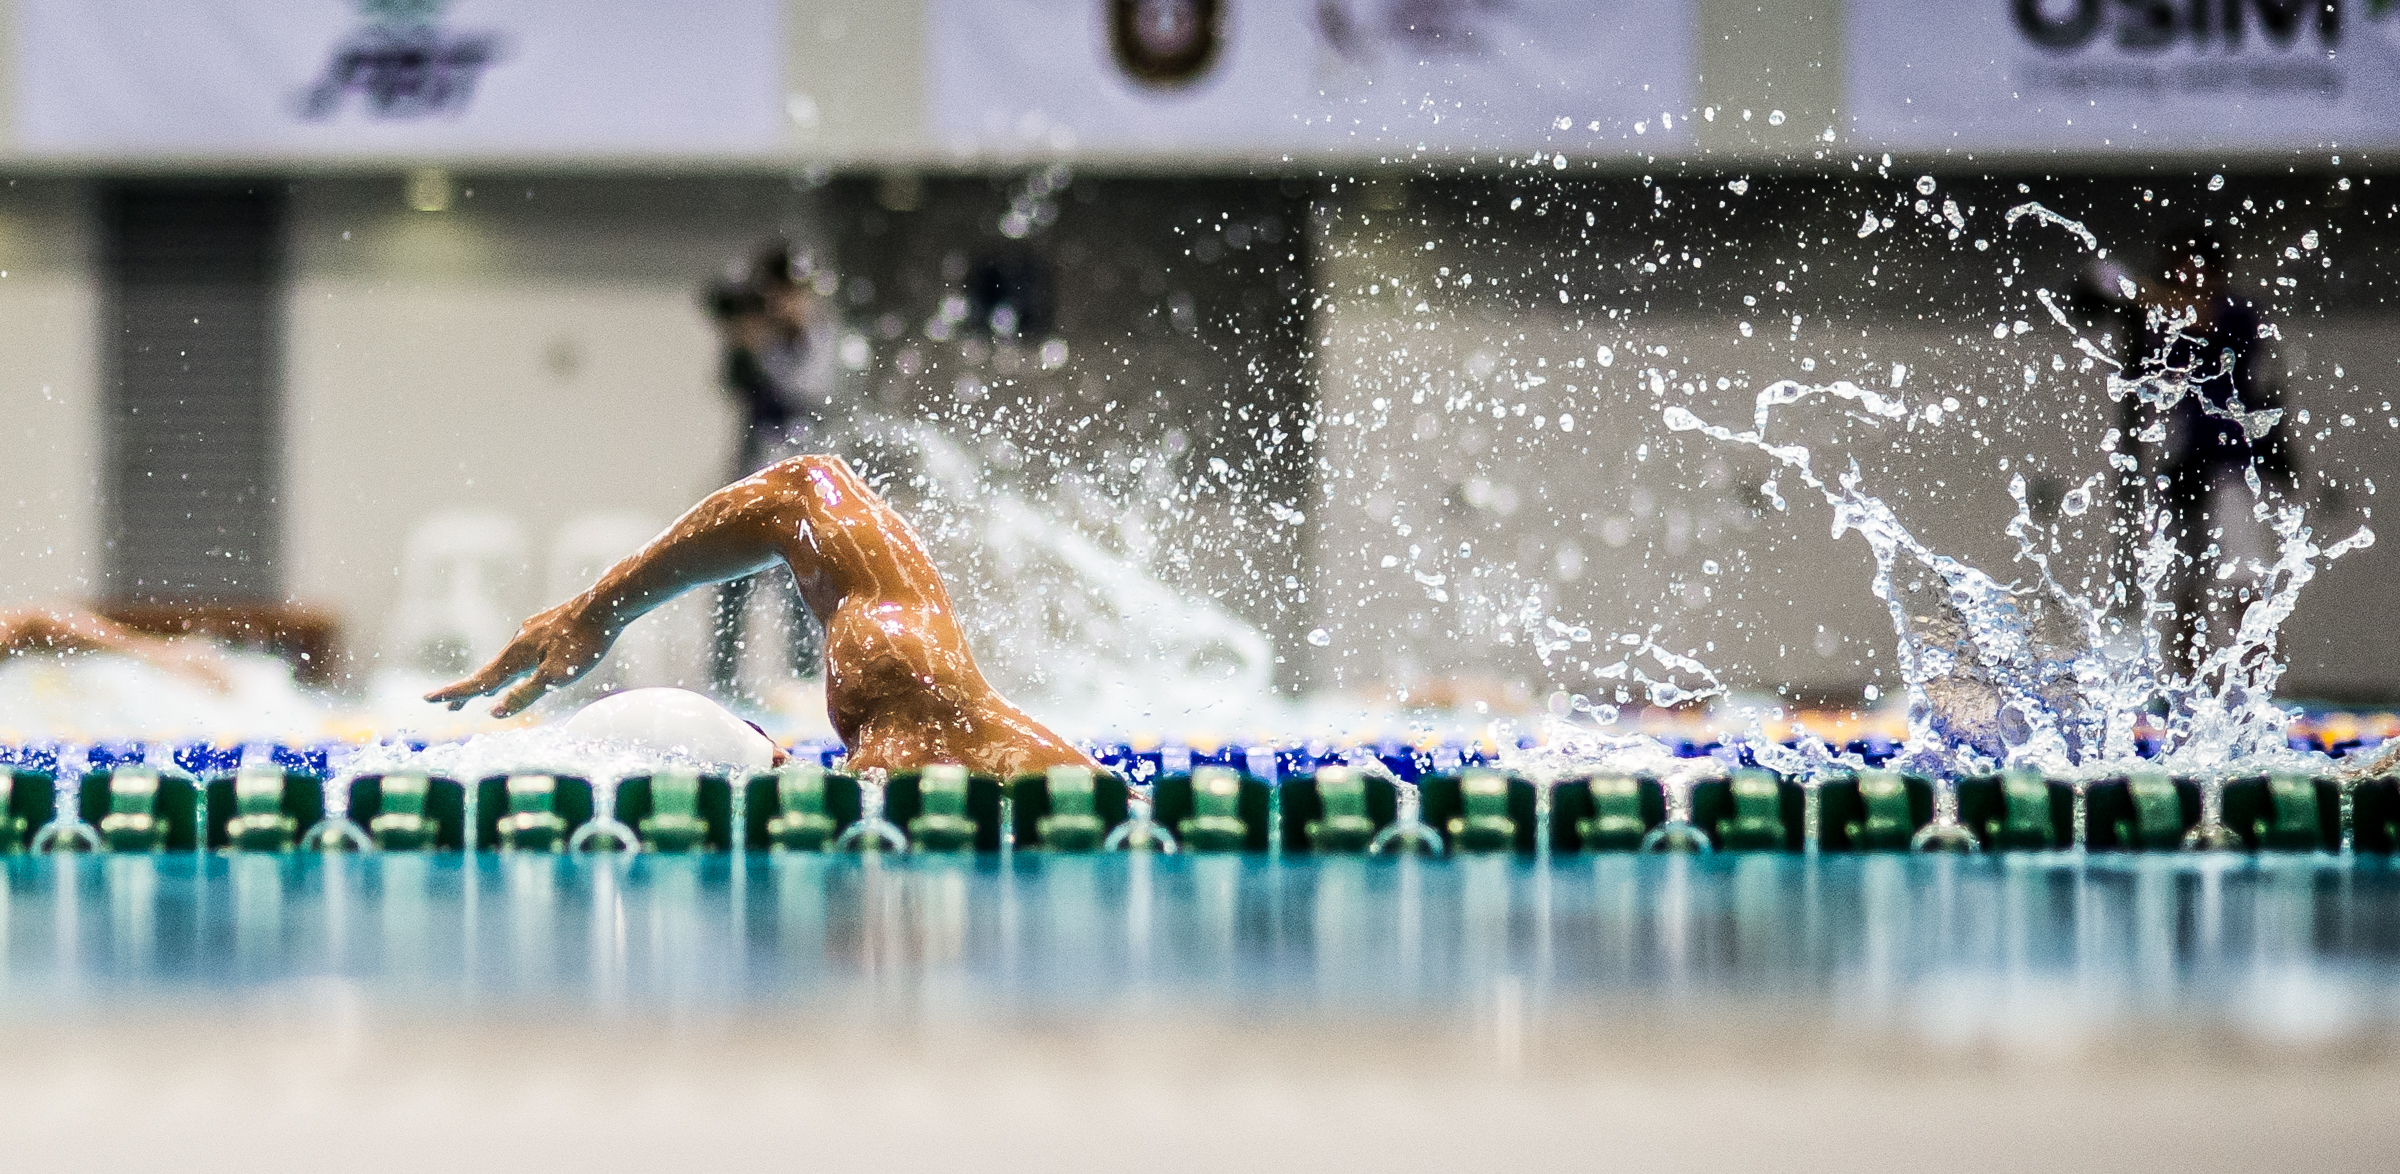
top-left (428, 456), bottom-right (856, 716)
top-left (3, 605), bottom-right (139, 656)
top-left (1, 604), bottom-right (229, 690)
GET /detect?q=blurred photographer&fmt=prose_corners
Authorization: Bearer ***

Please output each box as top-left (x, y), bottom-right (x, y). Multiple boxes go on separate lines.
top-left (703, 244), bottom-right (838, 700)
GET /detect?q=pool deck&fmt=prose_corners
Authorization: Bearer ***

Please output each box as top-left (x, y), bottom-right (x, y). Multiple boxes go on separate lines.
top-left (4, 853), bottom-right (2396, 1170)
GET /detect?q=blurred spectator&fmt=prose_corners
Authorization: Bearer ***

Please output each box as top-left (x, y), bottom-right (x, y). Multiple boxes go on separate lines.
top-left (2103, 224), bottom-right (2294, 673)
top-left (704, 244), bottom-right (837, 698)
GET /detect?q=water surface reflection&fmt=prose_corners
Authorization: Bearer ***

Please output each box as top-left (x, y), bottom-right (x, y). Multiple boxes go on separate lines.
top-left (2, 854), bottom-right (2393, 1040)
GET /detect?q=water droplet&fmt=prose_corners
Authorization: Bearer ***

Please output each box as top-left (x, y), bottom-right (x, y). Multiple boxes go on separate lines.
top-left (1767, 109), bottom-right (1786, 126)
top-left (1306, 628), bottom-right (1332, 647)
top-left (2208, 173), bottom-right (2226, 191)
top-left (1915, 175), bottom-right (1936, 196)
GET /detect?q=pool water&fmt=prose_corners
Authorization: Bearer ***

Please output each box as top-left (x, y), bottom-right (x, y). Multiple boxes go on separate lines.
top-left (6, 851), bottom-right (2394, 1045)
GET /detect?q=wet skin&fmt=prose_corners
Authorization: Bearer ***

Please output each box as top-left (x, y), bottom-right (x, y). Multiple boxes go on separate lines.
top-left (427, 455), bottom-right (1099, 778)
top-left (0, 605), bottom-right (228, 690)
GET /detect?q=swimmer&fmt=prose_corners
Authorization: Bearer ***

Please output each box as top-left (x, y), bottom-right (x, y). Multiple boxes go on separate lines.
top-left (428, 455), bottom-right (1099, 779)
top-left (0, 604), bottom-right (229, 690)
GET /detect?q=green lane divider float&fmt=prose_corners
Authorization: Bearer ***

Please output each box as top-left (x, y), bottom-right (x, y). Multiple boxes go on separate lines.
top-left (86, 763), bottom-right (203, 853)
top-left (1415, 768), bottom-right (1531, 854)
top-left (2218, 772), bottom-right (2337, 852)
top-left (1009, 765), bottom-right (1131, 852)
top-left (750, 765), bottom-right (864, 852)
top-left (878, 766), bottom-right (1001, 853)
top-left (496, 774), bottom-right (571, 853)
top-left (1809, 769), bottom-right (1932, 852)
top-left (1303, 765), bottom-right (1377, 853)
top-left (1577, 774), bottom-right (1651, 852)
top-left (202, 763), bottom-right (319, 853)
top-left (0, 770), bottom-right (33, 854)
top-left (1032, 765), bottom-right (1109, 852)
top-left (906, 764), bottom-right (979, 853)
top-left (1853, 770), bottom-right (1922, 851)
top-left (636, 769), bottom-right (713, 853)
top-left (2258, 773), bottom-right (2326, 851)
top-left (223, 763), bottom-right (299, 853)
top-left (2093, 769), bottom-right (2193, 851)
top-left (1955, 767), bottom-right (2066, 851)
top-left (1149, 766), bottom-right (1268, 853)
top-left (1714, 768), bottom-right (1789, 851)
top-left (1449, 768), bottom-right (1517, 854)
top-left (1178, 765), bottom-right (1250, 852)
top-left (763, 764), bottom-right (841, 852)
top-left (99, 766), bottom-right (164, 852)
top-left (367, 771), bottom-right (440, 851)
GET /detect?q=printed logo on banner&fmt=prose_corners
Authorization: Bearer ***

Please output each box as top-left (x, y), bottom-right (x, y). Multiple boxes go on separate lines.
top-left (2004, 0), bottom-right (2390, 98)
top-left (1317, 0), bottom-right (1504, 63)
top-left (1111, 0), bottom-right (1223, 87)
top-left (1849, 0), bottom-right (2400, 149)
top-left (932, 0), bottom-right (1697, 155)
top-left (295, 0), bottom-right (504, 120)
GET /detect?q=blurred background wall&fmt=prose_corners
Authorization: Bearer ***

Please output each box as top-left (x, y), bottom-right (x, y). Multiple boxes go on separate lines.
top-left (0, 180), bottom-right (98, 602)
top-left (0, 0), bottom-right (2390, 708)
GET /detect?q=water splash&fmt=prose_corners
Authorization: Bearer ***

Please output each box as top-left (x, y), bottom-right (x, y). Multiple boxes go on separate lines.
top-left (832, 415), bottom-right (1281, 737)
top-left (0, 652), bottom-right (328, 744)
top-left (1664, 367), bottom-right (2369, 780)
top-left (341, 726), bottom-right (760, 789)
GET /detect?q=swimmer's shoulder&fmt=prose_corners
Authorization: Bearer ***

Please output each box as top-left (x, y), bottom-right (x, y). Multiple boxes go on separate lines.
top-left (755, 452), bottom-right (852, 482)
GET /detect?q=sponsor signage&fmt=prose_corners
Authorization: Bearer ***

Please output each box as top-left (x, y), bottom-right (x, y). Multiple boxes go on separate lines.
top-left (930, 0), bottom-right (1697, 156)
top-left (16, 0), bottom-right (784, 157)
top-left (1848, 0), bottom-right (2400, 151)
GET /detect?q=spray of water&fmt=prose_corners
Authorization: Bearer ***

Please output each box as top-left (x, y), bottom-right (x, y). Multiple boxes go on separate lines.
top-left (1650, 206), bottom-right (2373, 780)
top-left (340, 726), bottom-right (752, 791)
top-left (831, 414), bottom-right (1282, 737)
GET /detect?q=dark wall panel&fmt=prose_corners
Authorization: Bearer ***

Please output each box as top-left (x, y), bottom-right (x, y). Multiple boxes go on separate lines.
top-left (102, 182), bottom-right (284, 603)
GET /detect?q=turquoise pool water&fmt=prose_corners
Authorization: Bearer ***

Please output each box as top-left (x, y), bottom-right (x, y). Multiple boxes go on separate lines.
top-left (4, 853), bottom-right (2393, 1043)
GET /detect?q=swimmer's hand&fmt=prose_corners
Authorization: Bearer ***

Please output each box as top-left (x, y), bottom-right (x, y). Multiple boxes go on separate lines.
top-left (425, 600), bottom-right (613, 717)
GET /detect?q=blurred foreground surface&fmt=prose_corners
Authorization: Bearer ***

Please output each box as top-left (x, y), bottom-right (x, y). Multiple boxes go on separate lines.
top-left (2, 854), bottom-right (2397, 1171)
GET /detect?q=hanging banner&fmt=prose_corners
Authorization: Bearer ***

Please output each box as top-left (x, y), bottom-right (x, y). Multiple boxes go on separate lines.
top-left (15, 0), bottom-right (784, 157)
top-left (1847, 0), bottom-right (2400, 152)
top-left (929, 0), bottom-right (1698, 157)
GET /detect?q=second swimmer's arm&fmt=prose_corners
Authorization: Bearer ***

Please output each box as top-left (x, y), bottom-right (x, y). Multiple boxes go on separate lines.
top-left (1, 605), bottom-right (230, 690)
top-left (428, 459), bottom-right (832, 715)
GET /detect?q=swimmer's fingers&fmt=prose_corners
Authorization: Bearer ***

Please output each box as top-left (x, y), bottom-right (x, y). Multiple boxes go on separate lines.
top-left (425, 641), bottom-right (539, 707)
top-left (490, 671), bottom-right (557, 719)
top-left (489, 643), bottom-right (594, 718)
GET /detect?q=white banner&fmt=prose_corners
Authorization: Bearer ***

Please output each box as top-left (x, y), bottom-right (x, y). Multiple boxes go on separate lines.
top-left (1848, 0), bottom-right (2400, 152)
top-left (16, 0), bottom-right (784, 157)
top-left (930, 0), bottom-right (1697, 156)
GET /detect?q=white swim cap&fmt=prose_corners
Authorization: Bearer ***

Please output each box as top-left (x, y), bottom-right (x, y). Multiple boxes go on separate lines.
top-left (559, 687), bottom-right (778, 771)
